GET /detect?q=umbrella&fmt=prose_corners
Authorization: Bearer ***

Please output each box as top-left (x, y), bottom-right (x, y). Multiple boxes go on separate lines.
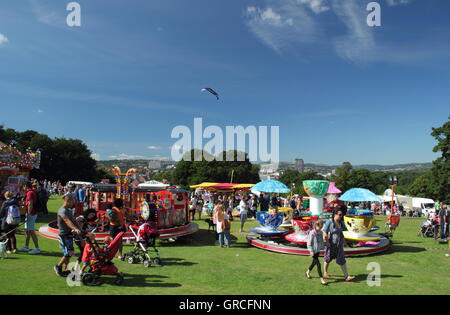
top-left (339, 188), bottom-right (382, 202)
top-left (327, 182), bottom-right (342, 194)
top-left (252, 180), bottom-right (291, 194)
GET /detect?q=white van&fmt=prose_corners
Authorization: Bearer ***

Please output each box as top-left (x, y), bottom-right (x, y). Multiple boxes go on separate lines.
top-left (412, 197), bottom-right (435, 216)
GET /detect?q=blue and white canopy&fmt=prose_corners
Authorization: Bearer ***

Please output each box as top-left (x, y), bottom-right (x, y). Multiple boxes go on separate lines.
top-left (251, 180), bottom-right (291, 194)
top-left (339, 188), bottom-right (382, 202)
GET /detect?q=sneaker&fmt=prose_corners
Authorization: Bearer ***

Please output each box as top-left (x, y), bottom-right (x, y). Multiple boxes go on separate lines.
top-left (17, 246), bottom-right (29, 253)
top-left (6, 251), bottom-right (12, 255)
top-left (54, 265), bottom-right (65, 277)
top-left (28, 248), bottom-right (41, 255)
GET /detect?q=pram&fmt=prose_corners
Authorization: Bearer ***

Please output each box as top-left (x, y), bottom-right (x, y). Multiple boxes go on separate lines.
top-left (0, 222), bottom-right (25, 259)
top-left (81, 231), bottom-right (125, 286)
top-left (123, 222), bottom-right (160, 268)
top-left (417, 218), bottom-right (436, 238)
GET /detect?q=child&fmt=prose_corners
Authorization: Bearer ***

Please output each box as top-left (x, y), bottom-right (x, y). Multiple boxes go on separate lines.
top-left (306, 220), bottom-right (328, 286)
top-left (223, 212), bottom-right (231, 248)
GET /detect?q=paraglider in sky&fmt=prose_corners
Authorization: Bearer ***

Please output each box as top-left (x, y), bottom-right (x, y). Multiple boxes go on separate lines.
top-left (201, 88), bottom-right (219, 100)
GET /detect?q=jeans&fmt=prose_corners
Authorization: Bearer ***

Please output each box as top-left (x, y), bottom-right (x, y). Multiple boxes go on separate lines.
top-left (219, 231), bottom-right (231, 246)
top-left (308, 253), bottom-right (323, 278)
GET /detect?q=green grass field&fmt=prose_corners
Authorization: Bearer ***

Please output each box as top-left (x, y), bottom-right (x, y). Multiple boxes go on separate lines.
top-left (0, 195), bottom-right (449, 295)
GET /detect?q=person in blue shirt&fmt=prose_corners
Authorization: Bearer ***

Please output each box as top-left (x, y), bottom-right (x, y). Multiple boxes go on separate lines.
top-left (323, 208), bottom-right (355, 281)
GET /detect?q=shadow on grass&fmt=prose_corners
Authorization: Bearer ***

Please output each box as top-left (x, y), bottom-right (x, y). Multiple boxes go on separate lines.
top-left (324, 274), bottom-right (403, 284)
top-left (94, 274), bottom-right (182, 288)
top-left (159, 229), bottom-right (217, 247)
top-left (230, 242), bottom-right (252, 249)
top-left (384, 244), bottom-right (427, 255)
top-left (160, 258), bottom-right (198, 267)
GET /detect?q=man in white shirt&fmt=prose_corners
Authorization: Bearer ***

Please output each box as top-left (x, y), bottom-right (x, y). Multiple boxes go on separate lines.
top-left (239, 196), bottom-right (249, 232)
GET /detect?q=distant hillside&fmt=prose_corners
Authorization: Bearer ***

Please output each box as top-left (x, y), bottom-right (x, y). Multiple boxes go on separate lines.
top-left (97, 159), bottom-right (432, 173)
top-left (280, 162), bottom-right (432, 173)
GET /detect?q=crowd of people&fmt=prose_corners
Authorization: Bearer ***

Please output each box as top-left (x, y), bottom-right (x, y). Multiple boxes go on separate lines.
top-left (1, 180), bottom-right (448, 284)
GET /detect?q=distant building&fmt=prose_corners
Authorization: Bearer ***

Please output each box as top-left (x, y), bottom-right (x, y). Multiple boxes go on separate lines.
top-left (295, 158), bottom-right (304, 173)
top-left (259, 163), bottom-right (280, 180)
top-left (148, 160), bottom-right (162, 169)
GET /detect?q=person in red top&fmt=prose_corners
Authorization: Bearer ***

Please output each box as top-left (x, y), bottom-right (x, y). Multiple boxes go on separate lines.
top-left (106, 198), bottom-right (126, 259)
top-left (17, 182), bottom-right (41, 254)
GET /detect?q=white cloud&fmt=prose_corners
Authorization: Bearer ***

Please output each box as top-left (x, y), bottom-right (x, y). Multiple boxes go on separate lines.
top-left (0, 33), bottom-right (8, 45)
top-left (37, 109), bottom-right (44, 113)
top-left (91, 153), bottom-right (101, 160)
top-left (147, 145), bottom-right (160, 150)
top-left (299, 0), bottom-right (330, 14)
top-left (30, 0), bottom-right (65, 27)
top-left (108, 153), bottom-right (147, 160)
top-left (386, 0), bottom-right (411, 6)
top-left (244, 0), bottom-right (439, 64)
top-left (245, 1), bottom-right (320, 53)
top-left (330, 0), bottom-right (376, 62)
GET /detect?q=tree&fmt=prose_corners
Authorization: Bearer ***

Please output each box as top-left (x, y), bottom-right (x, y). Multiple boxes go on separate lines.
top-left (0, 126), bottom-right (101, 184)
top-left (429, 116), bottom-right (450, 203)
top-left (409, 172), bottom-right (434, 198)
top-left (172, 149), bottom-right (260, 189)
top-left (331, 162), bottom-right (353, 193)
top-left (279, 170), bottom-right (324, 196)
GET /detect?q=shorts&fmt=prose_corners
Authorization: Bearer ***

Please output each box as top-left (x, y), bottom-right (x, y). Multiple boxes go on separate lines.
top-left (24, 215), bottom-right (38, 231)
top-left (240, 213), bottom-right (248, 223)
top-left (58, 234), bottom-right (75, 258)
top-left (110, 225), bottom-right (125, 239)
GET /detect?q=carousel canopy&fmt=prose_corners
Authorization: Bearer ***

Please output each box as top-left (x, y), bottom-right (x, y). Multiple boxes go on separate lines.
top-left (339, 188), bottom-right (382, 202)
top-left (139, 180), bottom-right (169, 189)
top-left (251, 180), bottom-right (290, 194)
top-left (327, 182), bottom-right (342, 194)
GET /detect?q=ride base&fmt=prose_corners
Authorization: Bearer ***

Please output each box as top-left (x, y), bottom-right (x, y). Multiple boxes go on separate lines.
top-left (246, 232), bottom-right (390, 257)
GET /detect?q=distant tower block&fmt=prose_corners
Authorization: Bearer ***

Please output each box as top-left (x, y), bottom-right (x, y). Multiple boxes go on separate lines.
top-left (295, 158), bottom-right (304, 173)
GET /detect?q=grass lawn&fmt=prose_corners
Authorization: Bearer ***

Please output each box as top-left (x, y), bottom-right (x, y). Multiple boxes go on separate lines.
top-left (0, 195), bottom-right (449, 295)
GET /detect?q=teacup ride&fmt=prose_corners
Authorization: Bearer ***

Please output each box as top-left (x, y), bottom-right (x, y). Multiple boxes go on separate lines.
top-left (250, 211), bottom-right (288, 239)
top-left (284, 216), bottom-right (319, 245)
top-left (343, 215), bottom-right (381, 242)
top-left (276, 207), bottom-right (294, 229)
top-left (303, 180), bottom-right (330, 217)
top-left (247, 184), bottom-right (390, 256)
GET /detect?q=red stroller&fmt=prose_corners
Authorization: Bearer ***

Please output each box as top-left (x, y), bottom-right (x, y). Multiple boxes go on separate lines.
top-left (81, 232), bottom-right (125, 286)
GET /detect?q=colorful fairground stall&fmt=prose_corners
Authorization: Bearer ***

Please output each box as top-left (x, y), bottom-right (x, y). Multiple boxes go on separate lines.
top-left (0, 142), bottom-right (41, 199)
top-left (39, 167), bottom-right (198, 242)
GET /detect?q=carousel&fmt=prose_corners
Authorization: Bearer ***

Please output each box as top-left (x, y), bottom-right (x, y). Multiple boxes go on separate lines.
top-left (39, 167), bottom-right (198, 242)
top-left (0, 142), bottom-right (40, 202)
top-left (247, 180), bottom-right (391, 257)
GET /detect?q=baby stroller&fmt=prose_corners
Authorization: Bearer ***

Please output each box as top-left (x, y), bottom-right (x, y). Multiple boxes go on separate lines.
top-left (81, 232), bottom-right (125, 286)
top-left (417, 219), bottom-right (436, 238)
top-left (123, 222), bottom-right (160, 268)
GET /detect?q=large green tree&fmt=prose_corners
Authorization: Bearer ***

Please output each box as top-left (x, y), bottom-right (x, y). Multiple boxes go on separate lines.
top-left (429, 116), bottom-right (450, 203)
top-left (331, 162), bottom-right (353, 193)
top-left (172, 149), bottom-right (260, 189)
top-left (0, 125), bottom-right (101, 183)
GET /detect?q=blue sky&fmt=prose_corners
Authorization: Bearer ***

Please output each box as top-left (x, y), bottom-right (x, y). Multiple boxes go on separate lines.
top-left (0, 0), bottom-right (449, 165)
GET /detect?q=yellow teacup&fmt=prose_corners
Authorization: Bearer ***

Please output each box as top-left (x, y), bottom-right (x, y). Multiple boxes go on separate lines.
top-left (344, 215), bottom-right (376, 237)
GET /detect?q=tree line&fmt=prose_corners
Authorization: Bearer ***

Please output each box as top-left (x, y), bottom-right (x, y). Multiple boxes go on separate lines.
top-left (0, 126), bottom-right (110, 184)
